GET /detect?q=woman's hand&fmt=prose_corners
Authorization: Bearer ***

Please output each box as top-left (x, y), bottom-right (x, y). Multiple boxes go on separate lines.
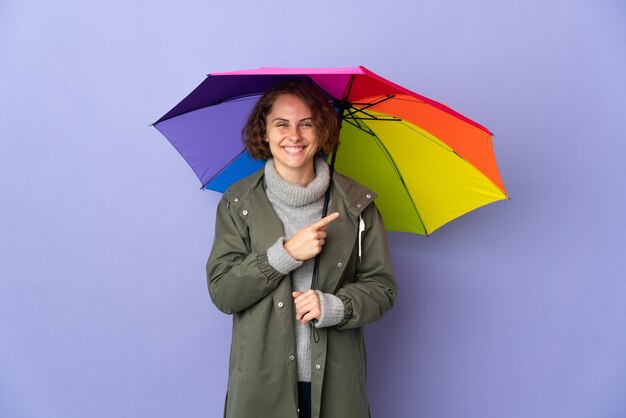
top-left (292, 290), bottom-right (321, 324)
top-left (284, 212), bottom-right (339, 261)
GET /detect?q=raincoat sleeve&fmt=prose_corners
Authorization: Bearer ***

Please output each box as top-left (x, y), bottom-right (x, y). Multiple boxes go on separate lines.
top-left (206, 197), bottom-right (286, 314)
top-left (335, 203), bottom-right (398, 329)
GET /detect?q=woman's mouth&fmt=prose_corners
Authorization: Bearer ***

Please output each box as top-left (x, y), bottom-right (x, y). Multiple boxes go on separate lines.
top-left (282, 146), bottom-right (306, 155)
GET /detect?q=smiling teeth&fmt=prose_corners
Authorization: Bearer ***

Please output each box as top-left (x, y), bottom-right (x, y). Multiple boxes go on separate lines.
top-left (284, 146), bottom-right (304, 153)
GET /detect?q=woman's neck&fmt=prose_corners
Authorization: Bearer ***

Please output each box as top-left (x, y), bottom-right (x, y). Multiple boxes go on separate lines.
top-left (264, 158), bottom-right (330, 208)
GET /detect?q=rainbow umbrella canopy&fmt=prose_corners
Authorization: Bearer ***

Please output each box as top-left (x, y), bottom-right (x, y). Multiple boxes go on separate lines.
top-left (153, 66), bottom-right (508, 235)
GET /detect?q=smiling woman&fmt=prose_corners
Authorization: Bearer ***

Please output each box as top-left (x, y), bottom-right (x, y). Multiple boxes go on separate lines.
top-left (206, 80), bottom-right (398, 418)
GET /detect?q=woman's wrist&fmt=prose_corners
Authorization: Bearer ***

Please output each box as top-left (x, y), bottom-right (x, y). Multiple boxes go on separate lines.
top-left (314, 291), bottom-right (345, 328)
top-left (267, 237), bottom-right (303, 274)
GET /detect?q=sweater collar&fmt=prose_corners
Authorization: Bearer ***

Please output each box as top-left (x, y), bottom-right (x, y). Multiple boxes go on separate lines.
top-left (264, 158), bottom-right (330, 207)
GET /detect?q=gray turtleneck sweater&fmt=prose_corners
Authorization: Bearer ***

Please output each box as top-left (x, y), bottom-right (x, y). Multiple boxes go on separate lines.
top-left (265, 158), bottom-right (345, 382)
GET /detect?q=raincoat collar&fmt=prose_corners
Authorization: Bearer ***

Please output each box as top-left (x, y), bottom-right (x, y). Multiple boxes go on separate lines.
top-left (223, 162), bottom-right (377, 218)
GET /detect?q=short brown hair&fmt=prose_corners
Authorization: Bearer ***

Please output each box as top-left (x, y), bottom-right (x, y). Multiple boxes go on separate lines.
top-left (242, 80), bottom-right (339, 160)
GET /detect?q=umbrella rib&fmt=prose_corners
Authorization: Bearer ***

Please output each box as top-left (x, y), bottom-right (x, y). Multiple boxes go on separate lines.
top-left (342, 115), bottom-right (378, 136)
top-left (201, 149), bottom-right (248, 190)
top-left (360, 120), bottom-right (429, 235)
top-left (348, 111), bottom-right (401, 121)
top-left (350, 95), bottom-right (395, 109)
top-left (347, 105), bottom-right (401, 121)
top-left (344, 107), bottom-right (400, 125)
top-left (344, 95), bottom-right (395, 118)
top-left (381, 95), bottom-right (493, 135)
top-left (398, 121), bottom-right (509, 197)
top-left (349, 116), bottom-right (402, 121)
top-left (156, 93), bottom-right (266, 124)
top-left (396, 120), bottom-right (509, 198)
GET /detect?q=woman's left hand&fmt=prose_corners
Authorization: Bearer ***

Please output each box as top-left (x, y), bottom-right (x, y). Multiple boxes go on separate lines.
top-left (292, 290), bottom-right (321, 324)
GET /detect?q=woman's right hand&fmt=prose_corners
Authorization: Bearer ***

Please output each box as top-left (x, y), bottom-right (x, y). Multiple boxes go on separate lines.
top-left (284, 212), bottom-right (339, 261)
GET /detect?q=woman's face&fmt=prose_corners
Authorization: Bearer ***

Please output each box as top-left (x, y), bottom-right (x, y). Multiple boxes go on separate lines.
top-left (265, 94), bottom-right (319, 184)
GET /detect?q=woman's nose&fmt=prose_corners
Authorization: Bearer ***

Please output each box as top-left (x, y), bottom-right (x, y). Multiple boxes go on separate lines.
top-left (287, 126), bottom-right (301, 140)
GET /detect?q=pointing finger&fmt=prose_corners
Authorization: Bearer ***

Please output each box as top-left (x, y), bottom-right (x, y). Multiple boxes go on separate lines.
top-left (311, 212), bottom-right (339, 230)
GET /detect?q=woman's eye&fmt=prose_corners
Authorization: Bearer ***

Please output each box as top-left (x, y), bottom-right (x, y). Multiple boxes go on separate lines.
top-left (300, 122), bottom-right (312, 128)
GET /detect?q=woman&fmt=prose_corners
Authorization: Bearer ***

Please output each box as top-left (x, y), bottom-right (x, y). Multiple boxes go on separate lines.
top-left (206, 80), bottom-right (397, 418)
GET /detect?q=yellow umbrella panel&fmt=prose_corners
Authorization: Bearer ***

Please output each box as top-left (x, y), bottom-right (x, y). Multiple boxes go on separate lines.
top-left (333, 110), bottom-right (508, 235)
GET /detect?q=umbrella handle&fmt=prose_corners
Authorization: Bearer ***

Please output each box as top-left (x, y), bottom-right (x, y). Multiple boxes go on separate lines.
top-left (309, 150), bottom-right (337, 344)
top-left (310, 150), bottom-right (336, 290)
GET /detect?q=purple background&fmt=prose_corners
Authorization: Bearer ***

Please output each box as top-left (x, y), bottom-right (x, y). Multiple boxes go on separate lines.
top-left (1, 1), bottom-right (625, 417)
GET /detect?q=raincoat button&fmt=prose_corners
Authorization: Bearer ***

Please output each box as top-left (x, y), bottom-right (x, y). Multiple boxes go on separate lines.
top-left (242, 210), bottom-right (248, 216)
top-left (277, 302), bottom-right (284, 308)
top-left (315, 364), bottom-right (321, 370)
top-left (289, 355), bottom-right (295, 361)
top-left (357, 203), bottom-right (362, 208)
top-left (233, 197), bottom-right (239, 203)
top-left (366, 194), bottom-right (371, 199)
top-left (337, 262), bottom-right (343, 268)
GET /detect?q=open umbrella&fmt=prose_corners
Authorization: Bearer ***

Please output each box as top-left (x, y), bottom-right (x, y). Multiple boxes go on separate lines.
top-left (153, 66), bottom-right (508, 235)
